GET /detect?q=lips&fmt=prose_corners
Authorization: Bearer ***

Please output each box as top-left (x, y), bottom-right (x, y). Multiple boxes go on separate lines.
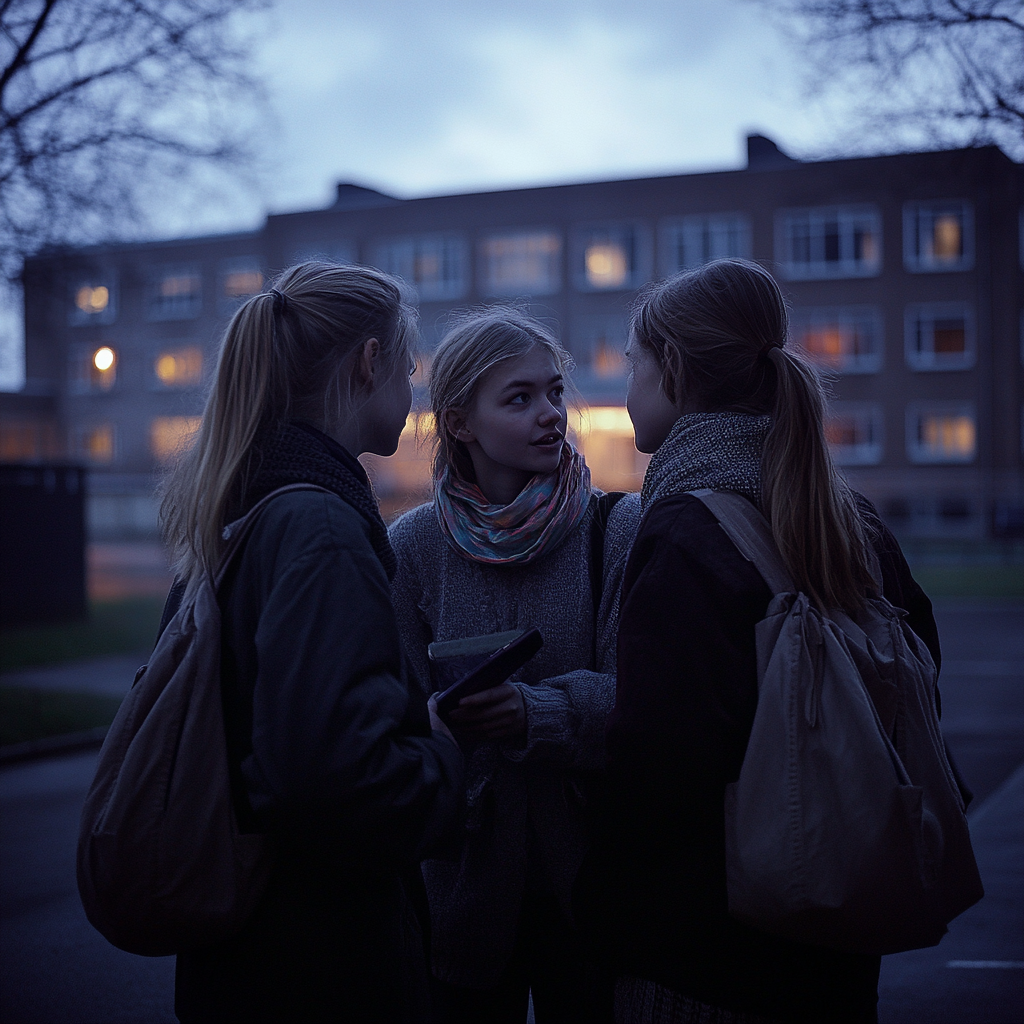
top-left (531, 432), bottom-right (563, 447)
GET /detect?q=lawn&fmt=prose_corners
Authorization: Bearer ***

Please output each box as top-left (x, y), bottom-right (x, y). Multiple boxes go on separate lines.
top-left (0, 686), bottom-right (123, 746)
top-left (0, 597), bottom-right (164, 672)
top-left (910, 564), bottom-right (1024, 599)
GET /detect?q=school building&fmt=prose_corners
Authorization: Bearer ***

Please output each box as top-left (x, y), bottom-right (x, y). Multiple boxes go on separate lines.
top-left (2, 135), bottom-right (1022, 540)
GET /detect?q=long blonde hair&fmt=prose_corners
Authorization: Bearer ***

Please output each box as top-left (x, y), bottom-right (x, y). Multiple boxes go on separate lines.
top-left (160, 261), bottom-right (416, 583)
top-left (428, 306), bottom-right (574, 484)
top-left (631, 258), bottom-right (875, 612)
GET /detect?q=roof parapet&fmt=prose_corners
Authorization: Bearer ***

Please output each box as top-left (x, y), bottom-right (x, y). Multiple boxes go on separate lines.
top-left (746, 134), bottom-right (797, 169)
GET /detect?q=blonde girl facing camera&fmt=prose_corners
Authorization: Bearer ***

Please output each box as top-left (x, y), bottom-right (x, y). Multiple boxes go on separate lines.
top-left (389, 308), bottom-right (640, 1023)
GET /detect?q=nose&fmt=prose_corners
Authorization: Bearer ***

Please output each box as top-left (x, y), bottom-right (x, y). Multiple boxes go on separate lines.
top-left (537, 398), bottom-right (560, 425)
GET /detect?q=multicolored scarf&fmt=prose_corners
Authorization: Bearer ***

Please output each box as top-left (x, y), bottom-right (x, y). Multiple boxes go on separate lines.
top-left (435, 442), bottom-right (593, 564)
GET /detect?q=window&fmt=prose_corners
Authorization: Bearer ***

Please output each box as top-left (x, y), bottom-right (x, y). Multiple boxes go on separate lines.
top-left (777, 206), bottom-right (881, 279)
top-left (905, 303), bottom-right (974, 370)
top-left (69, 345), bottom-right (117, 393)
top-left (153, 346), bottom-right (203, 388)
top-left (72, 423), bottom-right (115, 464)
top-left (151, 416), bottom-right (202, 463)
top-left (661, 214), bottom-right (751, 273)
top-left (288, 240), bottom-right (356, 265)
top-left (479, 231), bottom-right (561, 296)
top-left (825, 402), bottom-right (883, 465)
top-left (573, 406), bottom-right (651, 492)
top-left (374, 234), bottom-right (468, 301)
top-left (791, 307), bottom-right (882, 373)
top-left (148, 266), bottom-right (202, 320)
top-left (904, 201), bottom-right (973, 272)
top-left (575, 224), bottom-right (648, 291)
top-left (906, 403), bottom-right (976, 464)
top-left (573, 315), bottom-right (627, 377)
top-left (69, 274), bottom-right (117, 325)
top-left (219, 259), bottom-right (263, 309)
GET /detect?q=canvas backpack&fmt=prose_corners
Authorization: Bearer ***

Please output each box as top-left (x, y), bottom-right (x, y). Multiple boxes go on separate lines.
top-left (77, 483), bottom-right (331, 957)
top-left (690, 489), bottom-right (984, 956)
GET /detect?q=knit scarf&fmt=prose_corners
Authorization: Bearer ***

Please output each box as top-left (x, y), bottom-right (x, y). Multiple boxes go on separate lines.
top-left (238, 420), bottom-right (397, 578)
top-left (641, 413), bottom-right (771, 512)
top-left (435, 442), bottom-right (592, 565)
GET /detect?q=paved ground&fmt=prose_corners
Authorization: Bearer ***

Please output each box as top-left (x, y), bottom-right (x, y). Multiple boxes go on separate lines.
top-left (0, 599), bottom-right (1021, 1024)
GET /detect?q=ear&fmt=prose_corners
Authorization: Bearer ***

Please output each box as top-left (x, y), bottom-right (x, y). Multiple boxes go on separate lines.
top-left (443, 408), bottom-right (474, 443)
top-left (354, 337), bottom-right (380, 389)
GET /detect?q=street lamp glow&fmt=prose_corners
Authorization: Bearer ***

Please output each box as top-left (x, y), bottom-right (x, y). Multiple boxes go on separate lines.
top-left (93, 346), bottom-right (115, 371)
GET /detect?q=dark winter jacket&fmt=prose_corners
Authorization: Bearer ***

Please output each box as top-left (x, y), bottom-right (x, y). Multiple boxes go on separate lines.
top-left (574, 493), bottom-right (941, 1024)
top-left (174, 423), bottom-right (464, 1024)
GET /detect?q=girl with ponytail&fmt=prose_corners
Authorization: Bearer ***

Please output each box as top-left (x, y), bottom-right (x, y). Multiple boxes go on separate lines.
top-left (160, 262), bottom-right (462, 1023)
top-left (574, 259), bottom-right (941, 1023)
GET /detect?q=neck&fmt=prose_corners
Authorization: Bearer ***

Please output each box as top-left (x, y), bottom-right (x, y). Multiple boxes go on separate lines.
top-left (467, 452), bottom-right (533, 506)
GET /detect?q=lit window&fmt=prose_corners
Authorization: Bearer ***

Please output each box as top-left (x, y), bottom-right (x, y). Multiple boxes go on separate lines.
top-left (573, 316), bottom-right (627, 378)
top-left (148, 266), bottom-right (202, 320)
top-left (825, 403), bottom-right (883, 465)
top-left (479, 231), bottom-right (561, 296)
top-left (791, 307), bottom-right (882, 373)
top-left (576, 225), bottom-right (647, 291)
top-left (906, 403), bottom-right (976, 464)
top-left (905, 304), bottom-right (974, 371)
top-left (904, 201), bottom-right (973, 272)
top-left (69, 346), bottom-right (117, 392)
top-left (69, 275), bottom-right (117, 325)
top-left (374, 235), bottom-right (468, 302)
top-left (151, 416), bottom-right (202, 463)
top-left (573, 406), bottom-right (650, 492)
top-left (220, 259), bottom-right (263, 309)
top-left (73, 423), bottom-right (115, 464)
top-left (154, 346), bottom-right (203, 388)
top-left (662, 214), bottom-right (751, 273)
top-left (777, 206), bottom-right (881, 280)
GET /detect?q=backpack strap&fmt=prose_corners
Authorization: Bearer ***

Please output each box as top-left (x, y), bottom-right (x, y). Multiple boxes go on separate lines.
top-left (590, 490), bottom-right (626, 664)
top-left (215, 483), bottom-right (335, 589)
top-left (688, 489), bottom-right (795, 596)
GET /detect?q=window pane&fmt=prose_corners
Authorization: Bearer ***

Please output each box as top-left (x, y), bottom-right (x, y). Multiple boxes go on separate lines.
top-left (907, 404), bottom-right (976, 463)
top-left (480, 232), bottom-right (560, 295)
top-left (932, 320), bottom-right (966, 354)
top-left (792, 308), bottom-right (882, 373)
top-left (663, 215), bottom-right (750, 273)
top-left (905, 304), bottom-right (973, 370)
top-left (577, 225), bottom-right (644, 290)
top-left (151, 416), bottom-right (202, 463)
top-left (779, 207), bottom-right (881, 280)
top-left (154, 347), bottom-right (203, 387)
top-left (69, 276), bottom-right (117, 325)
top-left (74, 424), bottom-right (115, 464)
top-left (149, 268), bottom-right (201, 321)
top-left (585, 242), bottom-right (628, 288)
top-left (904, 202), bottom-right (972, 272)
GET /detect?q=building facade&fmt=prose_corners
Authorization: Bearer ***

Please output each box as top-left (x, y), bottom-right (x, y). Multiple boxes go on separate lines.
top-left (3, 136), bottom-right (1021, 539)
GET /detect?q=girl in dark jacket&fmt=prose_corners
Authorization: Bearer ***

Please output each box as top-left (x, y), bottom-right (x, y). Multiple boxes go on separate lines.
top-left (160, 262), bottom-right (463, 1023)
top-left (574, 259), bottom-right (942, 1024)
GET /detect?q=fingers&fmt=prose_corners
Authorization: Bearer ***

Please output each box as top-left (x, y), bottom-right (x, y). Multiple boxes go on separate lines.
top-left (454, 683), bottom-right (516, 710)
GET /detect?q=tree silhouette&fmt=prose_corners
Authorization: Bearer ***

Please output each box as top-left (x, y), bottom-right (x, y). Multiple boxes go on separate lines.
top-left (0, 0), bottom-right (267, 281)
top-left (760, 0), bottom-right (1024, 156)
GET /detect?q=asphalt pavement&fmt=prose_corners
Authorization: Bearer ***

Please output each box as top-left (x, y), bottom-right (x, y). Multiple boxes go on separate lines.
top-left (0, 598), bottom-right (1021, 1024)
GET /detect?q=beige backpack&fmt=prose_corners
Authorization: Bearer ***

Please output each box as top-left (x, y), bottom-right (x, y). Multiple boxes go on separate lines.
top-left (77, 484), bottom-right (329, 956)
top-left (691, 489), bottom-right (983, 955)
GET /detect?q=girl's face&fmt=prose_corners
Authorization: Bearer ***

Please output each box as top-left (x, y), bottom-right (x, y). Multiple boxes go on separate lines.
top-left (447, 344), bottom-right (567, 506)
top-left (625, 332), bottom-right (682, 454)
top-left (359, 344), bottom-right (415, 457)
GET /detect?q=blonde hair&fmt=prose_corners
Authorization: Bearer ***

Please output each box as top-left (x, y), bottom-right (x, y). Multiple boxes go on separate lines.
top-left (160, 261), bottom-right (416, 583)
top-left (428, 306), bottom-right (574, 483)
top-left (631, 258), bottom-right (875, 612)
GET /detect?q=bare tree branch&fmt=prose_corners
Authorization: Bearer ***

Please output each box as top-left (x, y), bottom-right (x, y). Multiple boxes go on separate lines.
top-left (0, 0), bottom-right (268, 281)
top-left (752, 0), bottom-right (1024, 157)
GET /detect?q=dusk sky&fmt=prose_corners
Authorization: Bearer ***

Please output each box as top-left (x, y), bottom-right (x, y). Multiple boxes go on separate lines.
top-left (2, 0), bottom-right (861, 388)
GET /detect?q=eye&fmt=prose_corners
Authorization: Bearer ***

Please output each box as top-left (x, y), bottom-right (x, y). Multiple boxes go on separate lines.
top-left (508, 392), bottom-right (529, 405)
top-left (550, 385), bottom-right (565, 402)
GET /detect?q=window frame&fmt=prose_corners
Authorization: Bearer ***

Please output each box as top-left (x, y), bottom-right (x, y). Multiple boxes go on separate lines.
top-left (904, 302), bottom-right (975, 371)
top-left (68, 272), bottom-right (118, 326)
top-left (660, 213), bottom-right (751, 274)
top-left (790, 305), bottom-right (884, 374)
top-left (903, 200), bottom-right (974, 273)
top-left (478, 229), bottom-right (562, 297)
top-left (218, 257), bottom-right (264, 312)
top-left (573, 221), bottom-right (650, 293)
top-left (906, 401), bottom-right (977, 465)
top-left (825, 401), bottom-right (884, 466)
top-left (146, 264), bottom-right (203, 322)
top-left (372, 233), bottom-right (469, 303)
top-left (776, 205), bottom-right (882, 281)
top-left (150, 342), bottom-right (205, 390)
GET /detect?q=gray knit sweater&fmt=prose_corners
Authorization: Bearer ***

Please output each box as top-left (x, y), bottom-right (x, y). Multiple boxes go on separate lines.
top-left (389, 492), bottom-right (641, 987)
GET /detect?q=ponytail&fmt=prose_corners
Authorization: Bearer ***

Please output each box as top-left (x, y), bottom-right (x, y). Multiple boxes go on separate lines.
top-left (160, 262), bottom-right (416, 584)
top-left (631, 259), bottom-right (876, 612)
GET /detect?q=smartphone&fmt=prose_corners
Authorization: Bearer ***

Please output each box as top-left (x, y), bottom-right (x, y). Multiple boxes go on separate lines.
top-left (434, 627), bottom-right (543, 717)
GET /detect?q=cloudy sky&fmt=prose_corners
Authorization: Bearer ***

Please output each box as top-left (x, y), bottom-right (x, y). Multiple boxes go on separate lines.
top-left (3, 0), bottom-right (857, 387)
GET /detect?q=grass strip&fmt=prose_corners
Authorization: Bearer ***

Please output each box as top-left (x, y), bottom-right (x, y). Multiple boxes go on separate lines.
top-left (0, 686), bottom-right (123, 746)
top-left (0, 597), bottom-right (164, 672)
top-left (911, 565), bottom-right (1024, 598)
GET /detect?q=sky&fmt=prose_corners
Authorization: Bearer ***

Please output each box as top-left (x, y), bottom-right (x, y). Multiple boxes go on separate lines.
top-left (1, 0), bottom-right (854, 389)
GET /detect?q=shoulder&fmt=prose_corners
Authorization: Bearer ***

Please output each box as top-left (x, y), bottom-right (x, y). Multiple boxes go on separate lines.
top-left (389, 501), bottom-right (439, 548)
top-left (605, 492), bottom-right (642, 545)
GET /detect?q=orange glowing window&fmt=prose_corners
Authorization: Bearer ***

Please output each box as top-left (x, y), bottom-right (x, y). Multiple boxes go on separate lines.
top-left (222, 266), bottom-right (263, 299)
top-left (481, 232), bottom-right (561, 295)
top-left (76, 424), bottom-right (115, 464)
top-left (932, 216), bottom-right (962, 260)
top-left (905, 202), bottom-right (971, 271)
top-left (906, 305), bottom-right (973, 369)
top-left (151, 416), bottom-right (201, 463)
top-left (593, 338), bottom-right (625, 377)
top-left (921, 415), bottom-right (975, 458)
top-left (585, 243), bottom-right (628, 289)
top-left (793, 309), bottom-right (881, 373)
top-left (76, 285), bottom-right (109, 314)
top-left (154, 347), bottom-right (203, 387)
